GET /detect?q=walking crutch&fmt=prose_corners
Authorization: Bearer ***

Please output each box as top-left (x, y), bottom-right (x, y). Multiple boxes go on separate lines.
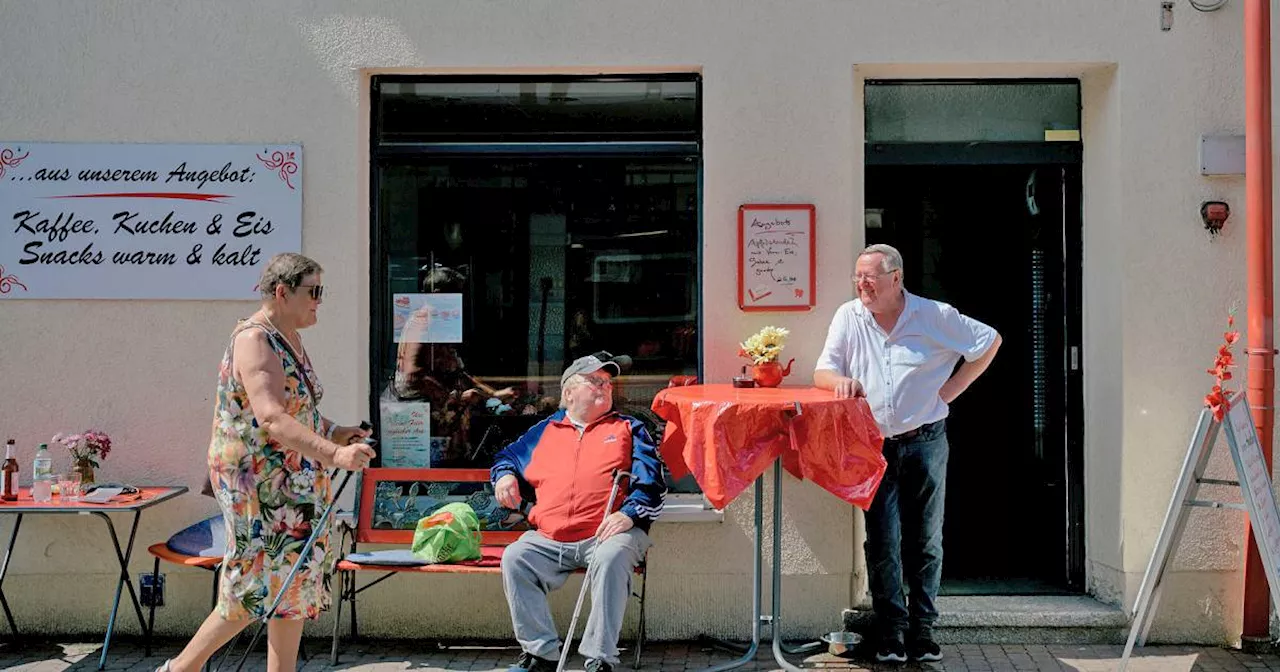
top-left (218, 426), bottom-right (374, 672)
top-left (557, 469), bottom-right (634, 672)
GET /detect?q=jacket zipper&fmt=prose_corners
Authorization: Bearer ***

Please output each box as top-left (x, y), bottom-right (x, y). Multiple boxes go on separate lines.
top-left (565, 423), bottom-right (585, 534)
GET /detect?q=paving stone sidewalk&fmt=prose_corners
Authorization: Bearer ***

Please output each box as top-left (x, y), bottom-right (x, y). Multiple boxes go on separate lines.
top-left (1, 638), bottom-right (1279, 671)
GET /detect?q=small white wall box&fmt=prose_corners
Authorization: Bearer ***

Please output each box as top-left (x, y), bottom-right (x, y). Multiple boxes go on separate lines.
top-left (1200, 134), bottom-right (1245, 176)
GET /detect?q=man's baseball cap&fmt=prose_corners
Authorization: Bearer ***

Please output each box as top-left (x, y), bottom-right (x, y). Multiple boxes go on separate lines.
top-left (560, 351), bottom-right (633, 388)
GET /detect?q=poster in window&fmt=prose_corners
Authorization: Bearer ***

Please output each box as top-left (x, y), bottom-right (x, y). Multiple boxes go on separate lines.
top-left (393, 293), bottom-right (463, 343)
top-left (378, 398), bottom-right (432, 468)
top-left (738, 204), bottom-right (816, 311)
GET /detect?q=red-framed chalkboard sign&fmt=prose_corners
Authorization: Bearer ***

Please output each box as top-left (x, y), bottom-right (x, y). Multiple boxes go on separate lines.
top-left (737, 203), bottom-right (816, 311)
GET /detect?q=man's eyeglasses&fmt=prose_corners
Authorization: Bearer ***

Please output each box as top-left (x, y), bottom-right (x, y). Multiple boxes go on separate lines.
top-left (854, 270), bottom-right (898, 283)
top-left (581, 375), bottom-right (614, 389)
top-left (295, 284), bottom-right (325, 300)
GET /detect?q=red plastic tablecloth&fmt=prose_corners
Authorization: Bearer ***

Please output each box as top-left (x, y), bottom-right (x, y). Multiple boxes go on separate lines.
top-left (652, 384), bottom-right (886, 510)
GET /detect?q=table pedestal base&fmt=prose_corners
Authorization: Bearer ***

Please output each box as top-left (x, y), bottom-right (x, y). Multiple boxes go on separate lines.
top-left (698, 460), bottom-right (824, 672)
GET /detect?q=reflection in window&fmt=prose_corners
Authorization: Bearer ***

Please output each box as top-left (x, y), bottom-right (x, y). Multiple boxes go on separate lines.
top-left (865, 80), bottom-right (1080, 144)
top-left (375, 78), bottom-right (700, 142)
top-left (371, 75), bottom-right (702, 495)
top-left (376, 159), bottom-right (699, 471)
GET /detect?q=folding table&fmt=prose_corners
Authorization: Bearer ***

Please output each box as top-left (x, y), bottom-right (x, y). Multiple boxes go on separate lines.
top-left (0, 486), bottom-right (188, 669)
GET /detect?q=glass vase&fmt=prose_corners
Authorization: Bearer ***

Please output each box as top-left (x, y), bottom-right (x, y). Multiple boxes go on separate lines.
top-left (73, 458), bottom-right (95, 485)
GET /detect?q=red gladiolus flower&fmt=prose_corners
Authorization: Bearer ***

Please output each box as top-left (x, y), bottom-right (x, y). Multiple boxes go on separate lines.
top-left (1205, 310), bottom-right (1242, 421)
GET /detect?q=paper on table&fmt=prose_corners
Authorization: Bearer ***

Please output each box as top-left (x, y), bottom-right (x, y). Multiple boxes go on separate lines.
top-left (81, 487), bottom-right (124, 504)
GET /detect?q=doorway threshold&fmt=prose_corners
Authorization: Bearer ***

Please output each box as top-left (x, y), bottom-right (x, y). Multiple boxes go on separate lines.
top-left (941, 577), bottom-right (1076, 596)
top-left (843, 595), bottom-right (1128, 644)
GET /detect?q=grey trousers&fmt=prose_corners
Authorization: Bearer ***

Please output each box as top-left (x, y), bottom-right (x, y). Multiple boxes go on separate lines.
top-left (501, 528), bottom-right (651, 665)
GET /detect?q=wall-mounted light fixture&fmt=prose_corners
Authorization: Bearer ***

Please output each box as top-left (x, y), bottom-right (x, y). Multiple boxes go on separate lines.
top-left (1201, 200), bottom-right (1230, 237)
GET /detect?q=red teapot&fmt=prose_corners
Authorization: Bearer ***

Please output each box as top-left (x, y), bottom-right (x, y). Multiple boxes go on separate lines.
top-left (751, 358), bottom-right (794, 388)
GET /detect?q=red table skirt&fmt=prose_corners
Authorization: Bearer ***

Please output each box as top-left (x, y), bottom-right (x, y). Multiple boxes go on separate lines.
top-left (652, 384), bottom-right (886, 510)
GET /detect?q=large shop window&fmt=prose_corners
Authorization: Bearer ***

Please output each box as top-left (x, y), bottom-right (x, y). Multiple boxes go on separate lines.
top-left (370, 75), bottom-right (702, 492)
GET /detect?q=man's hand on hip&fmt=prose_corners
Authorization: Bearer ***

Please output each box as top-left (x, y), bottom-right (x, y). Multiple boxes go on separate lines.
top-left (595, 511), bottom-right (634, 542)
top-left (495, 474), bottom-right (522, 510)
top-left (833, 376), bottom-right (865, 399)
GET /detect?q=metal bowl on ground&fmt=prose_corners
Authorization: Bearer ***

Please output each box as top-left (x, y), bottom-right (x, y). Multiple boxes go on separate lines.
top-left (820, 631), bottom-right (863, 658)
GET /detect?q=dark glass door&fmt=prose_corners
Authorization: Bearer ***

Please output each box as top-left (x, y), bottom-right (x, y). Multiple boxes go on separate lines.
top-left (865, 162), bottom-right (1083, 593)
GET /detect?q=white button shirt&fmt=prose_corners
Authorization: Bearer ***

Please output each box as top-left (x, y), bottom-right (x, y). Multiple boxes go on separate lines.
top-left (815, 291), bottom-right (998, 438)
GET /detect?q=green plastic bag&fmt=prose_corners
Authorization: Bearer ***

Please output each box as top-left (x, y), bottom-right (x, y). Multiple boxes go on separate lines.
top-left (411, 502), bottom-right (483, 563)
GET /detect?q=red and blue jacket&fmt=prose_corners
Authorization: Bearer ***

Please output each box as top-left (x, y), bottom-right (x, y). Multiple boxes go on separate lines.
top-left (490, 409), bottom-right (667, 543)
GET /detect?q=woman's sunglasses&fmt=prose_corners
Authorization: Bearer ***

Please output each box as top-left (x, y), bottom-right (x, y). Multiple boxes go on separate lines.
top-left (295, 284), bottom-right (325, 300)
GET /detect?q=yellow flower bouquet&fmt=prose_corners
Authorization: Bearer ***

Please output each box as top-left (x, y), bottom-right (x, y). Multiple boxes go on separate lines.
top-left (738, 326), bottom-right (790, 365)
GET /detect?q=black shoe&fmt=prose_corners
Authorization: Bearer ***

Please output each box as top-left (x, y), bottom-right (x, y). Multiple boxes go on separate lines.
top-left (508, 651), bottom-right (557, 672)
top-left (874, 637), bottom-right (907, 664)
top-left (908, 636), bottom-right (943, 662)
top-left (584, 660), bottom-right (614, 672)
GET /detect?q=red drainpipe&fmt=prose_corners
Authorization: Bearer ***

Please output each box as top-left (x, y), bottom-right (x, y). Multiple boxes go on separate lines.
top-left (1242, 0), bottom-right (1275, 647)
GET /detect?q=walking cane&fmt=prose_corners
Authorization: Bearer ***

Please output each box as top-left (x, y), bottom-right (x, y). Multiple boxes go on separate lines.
top-left (557, 469), bottom-right (635, 672)
top-left (217, 424), bottom-right (374, 672)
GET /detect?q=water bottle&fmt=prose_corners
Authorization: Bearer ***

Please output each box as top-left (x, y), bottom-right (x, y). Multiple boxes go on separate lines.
top-left (32, 443), bottom-right (52, 503)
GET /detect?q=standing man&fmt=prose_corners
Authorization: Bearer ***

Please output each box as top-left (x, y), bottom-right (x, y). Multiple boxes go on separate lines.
top-left (814, 244), bottom-right (1001, 664)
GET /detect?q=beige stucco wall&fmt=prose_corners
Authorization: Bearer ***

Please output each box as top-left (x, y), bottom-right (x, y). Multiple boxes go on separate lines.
top-left (0, 0), bottom-right (1267, 643)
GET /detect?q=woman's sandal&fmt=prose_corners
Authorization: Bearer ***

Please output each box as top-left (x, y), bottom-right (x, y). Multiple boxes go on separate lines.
top-left (154, 660), bottom-right (172, 672)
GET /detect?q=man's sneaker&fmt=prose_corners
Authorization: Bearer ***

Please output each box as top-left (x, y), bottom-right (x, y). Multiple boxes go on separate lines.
top-left (584, 660), bottom-right (614, 672)
top-left (908, 636), bottom-right (943, 663)
top-left (874, 637), bottom-right (907, 663)
top-left (508, 651), bottom-right (557, 672)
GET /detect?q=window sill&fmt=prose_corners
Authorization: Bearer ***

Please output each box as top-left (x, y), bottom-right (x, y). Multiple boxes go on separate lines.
top-left (656, 493), bottom-right (723, 524)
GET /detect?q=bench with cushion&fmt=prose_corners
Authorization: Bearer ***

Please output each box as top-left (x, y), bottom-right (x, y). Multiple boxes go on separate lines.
top-left (331, 467), bottom-right (648, 668)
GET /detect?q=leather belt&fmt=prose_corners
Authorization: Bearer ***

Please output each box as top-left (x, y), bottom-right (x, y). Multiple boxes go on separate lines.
top-left (886, 420), bottom-right (941, 443)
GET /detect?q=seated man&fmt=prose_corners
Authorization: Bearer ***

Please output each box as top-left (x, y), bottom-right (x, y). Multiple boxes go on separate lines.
top-left (491, 351), bottom-right (666, 672)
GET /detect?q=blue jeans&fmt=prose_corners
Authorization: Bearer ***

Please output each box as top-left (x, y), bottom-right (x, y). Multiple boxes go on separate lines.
top-left (865, 420), bottom-right (949, 641)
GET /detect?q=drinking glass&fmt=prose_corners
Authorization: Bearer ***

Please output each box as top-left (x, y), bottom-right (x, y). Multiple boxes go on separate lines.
top-left (58, 472), bottom-right (82, 501)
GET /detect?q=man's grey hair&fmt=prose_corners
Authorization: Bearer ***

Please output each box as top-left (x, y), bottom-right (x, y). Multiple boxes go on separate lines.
top-left (859, 244), bottom-right (904, 275)
top-left (259, 252), bottom-right (323, 300)
top-left (559, 373), bottom-right (588, 409)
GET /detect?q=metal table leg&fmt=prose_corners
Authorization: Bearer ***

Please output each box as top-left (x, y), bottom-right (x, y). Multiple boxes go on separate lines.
top-left (697, 477), bottom-right (763, 672)
top-left (769, 460), bottom-right (822, 671)
top-left (0, 514), bottom-right (22, 637)
top-left (92, 510), bottom-right (145, 670)
top-left (146, 555), bottom-right (159, 657)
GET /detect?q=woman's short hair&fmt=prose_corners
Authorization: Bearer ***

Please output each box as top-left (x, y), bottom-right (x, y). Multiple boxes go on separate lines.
top-left (259, 253), bottom-right (323, 300)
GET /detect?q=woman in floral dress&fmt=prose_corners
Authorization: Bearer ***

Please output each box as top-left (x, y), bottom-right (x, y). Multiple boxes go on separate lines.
top-left (159, 253), bottom-right (376, 672)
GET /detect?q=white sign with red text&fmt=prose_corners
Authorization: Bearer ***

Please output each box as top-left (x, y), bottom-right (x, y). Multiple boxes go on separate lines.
top-left (737, 203), bottom-right (816, 311)
top-left (0, 143), bottom-right (302, 299)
